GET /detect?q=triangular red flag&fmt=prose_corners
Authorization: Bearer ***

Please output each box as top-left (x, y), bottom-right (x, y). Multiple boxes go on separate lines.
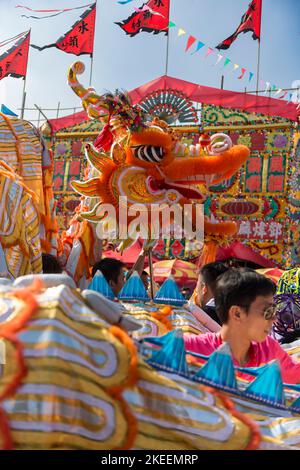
top-left (0, 31), bottom-right (30, 81)
top-left (31, 3), bottom-right (96, 56)
top-left (185, 35), bottom-right (196, 52)
top-left (116, 0), bottom-right (170, 37)
top-left (216, 0), bottom-right (262, 50)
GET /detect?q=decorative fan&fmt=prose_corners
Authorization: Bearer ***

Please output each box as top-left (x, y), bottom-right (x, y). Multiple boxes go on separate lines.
top-left (139, 89), bottom-right (198, 124)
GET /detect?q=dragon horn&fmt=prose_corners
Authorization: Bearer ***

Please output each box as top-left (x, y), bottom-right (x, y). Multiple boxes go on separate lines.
top-left (68, 61), bottom-right (109, 119)
top-left (85, 144), bottom-right (115, 173)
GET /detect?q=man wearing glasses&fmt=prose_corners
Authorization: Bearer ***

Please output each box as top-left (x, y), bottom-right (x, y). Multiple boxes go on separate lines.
top-left (184, 268), bottom-right (300, 384)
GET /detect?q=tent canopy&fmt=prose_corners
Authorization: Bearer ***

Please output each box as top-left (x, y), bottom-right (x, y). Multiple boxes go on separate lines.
top-left (217, 241), bottom-right (277, 268)
top-left (48, 75), bottom-right (300, 134)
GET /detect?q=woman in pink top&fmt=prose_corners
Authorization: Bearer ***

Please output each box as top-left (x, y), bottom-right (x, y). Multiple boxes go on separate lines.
top-left (184, 268), bottom-right (300, 384)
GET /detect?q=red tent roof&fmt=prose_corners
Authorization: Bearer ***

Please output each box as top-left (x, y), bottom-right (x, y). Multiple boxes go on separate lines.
top-left (217, 241), bottom-right (278, 268)
top-left (48, 75), bottom-right (300, 133)
top-left (102, 240), bottom-right (159, 267)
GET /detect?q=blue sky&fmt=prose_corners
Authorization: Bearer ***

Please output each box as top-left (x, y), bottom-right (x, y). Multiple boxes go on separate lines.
top-left (0, 0), bottom-right (299, 121)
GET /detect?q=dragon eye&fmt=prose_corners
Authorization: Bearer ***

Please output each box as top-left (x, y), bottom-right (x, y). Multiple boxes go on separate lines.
top-left (132, 145), bottom-right (165, 163)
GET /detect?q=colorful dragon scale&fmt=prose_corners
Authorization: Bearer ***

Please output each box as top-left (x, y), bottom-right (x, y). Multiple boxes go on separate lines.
top-left (0, 282), bottom-right (258, 450)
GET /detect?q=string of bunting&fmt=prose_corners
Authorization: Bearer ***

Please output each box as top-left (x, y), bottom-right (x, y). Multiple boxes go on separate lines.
top-left (168, 21), bottom-right (294, 103)
top-left (15, 3), bottom-right (94, 19)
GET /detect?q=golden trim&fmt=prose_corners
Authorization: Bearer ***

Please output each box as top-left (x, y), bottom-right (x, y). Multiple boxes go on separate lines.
top-left (51, 122), bottom-right (293, 139)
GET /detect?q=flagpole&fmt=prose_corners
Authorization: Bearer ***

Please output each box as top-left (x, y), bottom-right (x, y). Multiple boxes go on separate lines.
top-left (164, 1), bottom-right (171, 77)
top-left (89, 0), bottom-right (97, 86)
top-left (256, 39), bottom-right (261, 95)
top-left (89, 53), bottom-right (94, 86)
top-left (165, 29), bottom-right (170, 76)
top-left (20, 76), bottom-right (27, 119)
top-left (256, 0), bottom-right (263, 94)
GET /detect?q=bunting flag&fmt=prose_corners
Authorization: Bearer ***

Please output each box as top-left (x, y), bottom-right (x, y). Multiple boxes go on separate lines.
top-left (0, 31), bottom-right (30, 81)
top-left (223, 57), bottom-right (231, 68)
top-left (0, 104), bottom-right (18, 116)
top-left (204, 47), bottom-right (214, 59)
top-left (178, 28), bottom-right (186, 37)
top-left (265, 82), bottom-right (271, 93)
top-left (238, 67), bottom-right (246, 79)
top-left (116, 0), bottom-right (170, 37)
top-left (31, 3), bottom-right (96, 55)
top-left (279, 91), bottom-right (288, 99)
top-left (166, 21), bottom-right (289, 101)
top-left (185, 35), bottom-right (196, 52)
top-left (214, 53), bottom-right (223, 66)
top-left (216, 0), bottom-right (262, 50)
top-left (16, 3), bottom-right (93, 20)
top-left (191, 41), bottom-right (205, 54)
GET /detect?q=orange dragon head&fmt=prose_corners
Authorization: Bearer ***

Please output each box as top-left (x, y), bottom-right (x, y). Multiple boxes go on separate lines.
top-left (68, 62), bottom-right (250, 252)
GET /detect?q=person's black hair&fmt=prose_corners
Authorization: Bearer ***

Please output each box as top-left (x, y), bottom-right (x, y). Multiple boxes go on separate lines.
top-left (92, 258), bottom-right (125, 284)
top-left (280, 329), bottom-right (300, 344)
top-left (200, 261), bottom-right (229, 295)
top-left (215, 268), bottom-right (276, 324)
top-left (42, 253), bottom-right (62, 274)
top-left (141, 270), bottom-right (148, 276)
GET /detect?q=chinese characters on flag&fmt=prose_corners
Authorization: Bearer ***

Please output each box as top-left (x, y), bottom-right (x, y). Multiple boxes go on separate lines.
top-left (116, 0), bottom-right (170, 36)
top-left (238, 220), bottom-right (283, 241)
top-left (216, 0), bottom-right (262, 50)
top-left (31, 3), bottom-right (96, 56)
top-left (0, 31), bottom-right (30, 81)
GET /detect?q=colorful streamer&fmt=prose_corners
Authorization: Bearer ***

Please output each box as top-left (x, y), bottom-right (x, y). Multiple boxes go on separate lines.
top-left (191, 41), bottom-right (205, 55)
top-left (16, 3), bottom-right (93, 19)
top-left (238, 68), bottom-right (246, 79)
top-left (177, 28), bottom-right (186, 37)
top-left (134, 5), bottom-right (165, 17)
top-left (204, 47), bottom-right (214, 59)
top-left (223, 58), bottom-right (231, 68)
top-left (185, 35), bottom-right (196, 52)
top-left (214, 53), bottom-right (223, 66)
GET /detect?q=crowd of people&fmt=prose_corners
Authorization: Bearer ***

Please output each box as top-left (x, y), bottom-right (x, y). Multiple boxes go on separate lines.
top-left (38, 251), bottom-right (300, 384)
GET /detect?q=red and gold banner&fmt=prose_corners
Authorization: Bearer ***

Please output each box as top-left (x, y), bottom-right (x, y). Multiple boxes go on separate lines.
top-left (116, 0), bottom-right (170, 37)
top-left (0, 31), bottom-right (30, 81)
top-left (31, 3), bottom-right (96, 56)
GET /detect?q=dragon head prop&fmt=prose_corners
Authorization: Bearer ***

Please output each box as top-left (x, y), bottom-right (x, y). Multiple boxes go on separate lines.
top-left (68, 62), bottom-right (250, 256)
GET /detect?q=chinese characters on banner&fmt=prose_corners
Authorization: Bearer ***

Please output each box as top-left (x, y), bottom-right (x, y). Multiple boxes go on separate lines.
top-left (31, 3), bottom-right (96, 55)
top-left (116, 0), bottom-right (170, 36)
top-left (238, 220), bottom-right (283, 240)
top-left (0, 31), bottom-right (30, 81)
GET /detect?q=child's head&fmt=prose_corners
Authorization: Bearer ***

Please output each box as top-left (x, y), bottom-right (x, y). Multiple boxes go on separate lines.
top-left (215, 268), bottom-right (277, 342)
top-left (196, 261), bottom-right (229, 307)
top-left (92, 258), bottom-right (126, 296)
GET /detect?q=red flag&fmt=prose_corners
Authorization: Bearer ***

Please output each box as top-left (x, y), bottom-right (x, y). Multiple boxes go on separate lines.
top-left (116, 0), bottom-right (170, 37)
top-left (31, 3), bottom-right (96, 56)
top-left (216, 0), bottom-right (262, 50)
top-left (0, 31), bottom-right (30, 81)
